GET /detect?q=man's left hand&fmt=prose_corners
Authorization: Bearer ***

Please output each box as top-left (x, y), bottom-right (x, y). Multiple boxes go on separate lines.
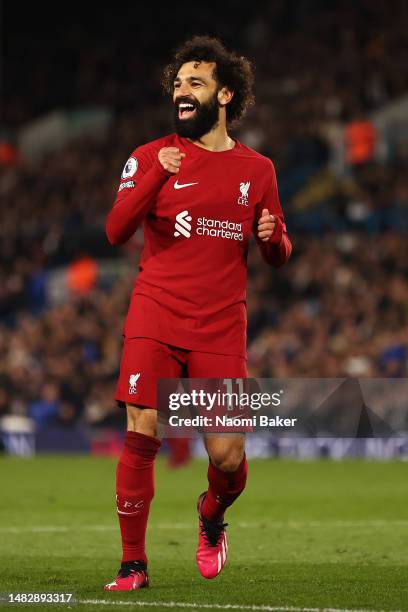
top-left (257, 208), bottom-right (276, 242)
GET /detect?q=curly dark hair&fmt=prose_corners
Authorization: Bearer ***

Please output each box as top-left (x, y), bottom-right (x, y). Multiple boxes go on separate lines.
top-left (162, 36), bottom-right (255, 127)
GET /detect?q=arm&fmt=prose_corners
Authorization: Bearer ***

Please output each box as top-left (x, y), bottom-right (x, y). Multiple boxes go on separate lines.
top-left (106, 151), bottom-right (169, 246)
top-left (253, 163), bottom-right (292, 267)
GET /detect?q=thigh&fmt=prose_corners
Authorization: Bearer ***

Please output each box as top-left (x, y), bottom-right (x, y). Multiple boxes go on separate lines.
top-left (115, 337), bottom-right (184, 409)
top-left (187, 350), bottom-right (248, 413)
top-left (187, 351), bottom-right (248, 439)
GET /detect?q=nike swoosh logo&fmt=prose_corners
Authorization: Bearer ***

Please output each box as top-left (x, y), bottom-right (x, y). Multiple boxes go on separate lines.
top-left (174, 180), bottom-right (199, 190)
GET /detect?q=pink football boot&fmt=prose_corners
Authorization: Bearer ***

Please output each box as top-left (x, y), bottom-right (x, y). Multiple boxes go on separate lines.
top-left (196, 492), bottom-right (228, 579)
top-left (104, 561), bottom-right (149, 590)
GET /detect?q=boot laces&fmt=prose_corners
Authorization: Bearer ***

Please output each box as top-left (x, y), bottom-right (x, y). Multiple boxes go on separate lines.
top-left (200, 515), bottom-right (228, 547)
top-left (118, 561), bottom-right (146, 578)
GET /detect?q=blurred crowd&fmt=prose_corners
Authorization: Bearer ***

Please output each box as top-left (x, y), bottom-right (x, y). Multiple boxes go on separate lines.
top-left (247, 233), bottom-right (407, 378)
top-left (0, 230), bottom-right (406, 428)
top-left (0, 0), bottom-right (407, 427)
top-left (0, 279), bottom-right (131, 428)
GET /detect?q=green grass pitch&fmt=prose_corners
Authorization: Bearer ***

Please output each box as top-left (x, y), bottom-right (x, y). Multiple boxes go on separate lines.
top-left (0, 455), bottom-right (407, 611)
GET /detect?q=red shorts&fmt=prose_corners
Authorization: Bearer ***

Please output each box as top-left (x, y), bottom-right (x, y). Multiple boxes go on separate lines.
top-left (115, 337), bottom-right (248, 410)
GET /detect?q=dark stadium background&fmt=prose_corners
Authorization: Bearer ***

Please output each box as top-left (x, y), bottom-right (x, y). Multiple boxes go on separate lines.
top-left (0, 0), bottom-right (407, 452)
top-left (1, 4), bottom-right (407, 610)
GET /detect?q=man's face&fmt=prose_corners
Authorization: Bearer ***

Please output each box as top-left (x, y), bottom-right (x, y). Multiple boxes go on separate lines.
top-left (173, 61), bottom-right (220, 139)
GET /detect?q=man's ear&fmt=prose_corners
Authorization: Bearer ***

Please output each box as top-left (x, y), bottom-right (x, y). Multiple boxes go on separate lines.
top-left (218, 86), bottom-right (234, 107)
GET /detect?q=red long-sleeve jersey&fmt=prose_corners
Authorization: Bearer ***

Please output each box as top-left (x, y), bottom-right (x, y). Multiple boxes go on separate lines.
top-left (107, 134), bottom-right (292, 358)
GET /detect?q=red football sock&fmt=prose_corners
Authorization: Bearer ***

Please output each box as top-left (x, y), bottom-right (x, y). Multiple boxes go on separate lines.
top-left (116, 431), bottom-right (161, 565)
top-left (201, 453), bottom-right (248, 521)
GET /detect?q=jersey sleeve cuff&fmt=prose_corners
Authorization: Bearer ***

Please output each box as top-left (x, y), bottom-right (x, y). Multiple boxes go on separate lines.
top-left (267, 216), bottom-right (284, 245)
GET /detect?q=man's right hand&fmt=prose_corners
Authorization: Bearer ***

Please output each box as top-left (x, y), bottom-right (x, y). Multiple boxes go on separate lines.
top-left (158, 147), bottom-right (186, 174)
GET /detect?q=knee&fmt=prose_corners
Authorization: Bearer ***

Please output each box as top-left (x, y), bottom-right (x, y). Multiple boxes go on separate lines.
top-left (209, 447), bottom-right (244, 472)
top-left (126, 405), bottom-right (158, 438)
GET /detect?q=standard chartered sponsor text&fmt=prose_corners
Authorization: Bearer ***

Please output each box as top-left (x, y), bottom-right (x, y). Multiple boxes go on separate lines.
top-left (197, 216), bottom-right (243, 241)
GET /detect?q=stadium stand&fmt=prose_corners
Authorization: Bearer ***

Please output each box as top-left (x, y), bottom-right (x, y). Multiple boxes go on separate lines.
top-left (0, 0), bottom-right (407, 427)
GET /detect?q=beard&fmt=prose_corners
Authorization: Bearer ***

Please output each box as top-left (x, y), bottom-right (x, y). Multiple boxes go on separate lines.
top-left (174, 92), bottom-right (220, 139)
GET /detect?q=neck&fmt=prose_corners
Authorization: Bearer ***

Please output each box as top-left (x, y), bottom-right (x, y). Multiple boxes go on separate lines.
top-left (190, 119), bottom-right (235, 152)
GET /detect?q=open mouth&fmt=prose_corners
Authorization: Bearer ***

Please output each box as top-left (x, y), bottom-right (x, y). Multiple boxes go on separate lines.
top-left (178, 101), bottom-right (197, 120)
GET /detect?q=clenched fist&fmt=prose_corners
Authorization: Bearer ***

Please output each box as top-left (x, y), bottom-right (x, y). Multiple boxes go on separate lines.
top-left (257, 208), bottom-right (284, 244)
top-left (158, 147), bottom-right (185, 174)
